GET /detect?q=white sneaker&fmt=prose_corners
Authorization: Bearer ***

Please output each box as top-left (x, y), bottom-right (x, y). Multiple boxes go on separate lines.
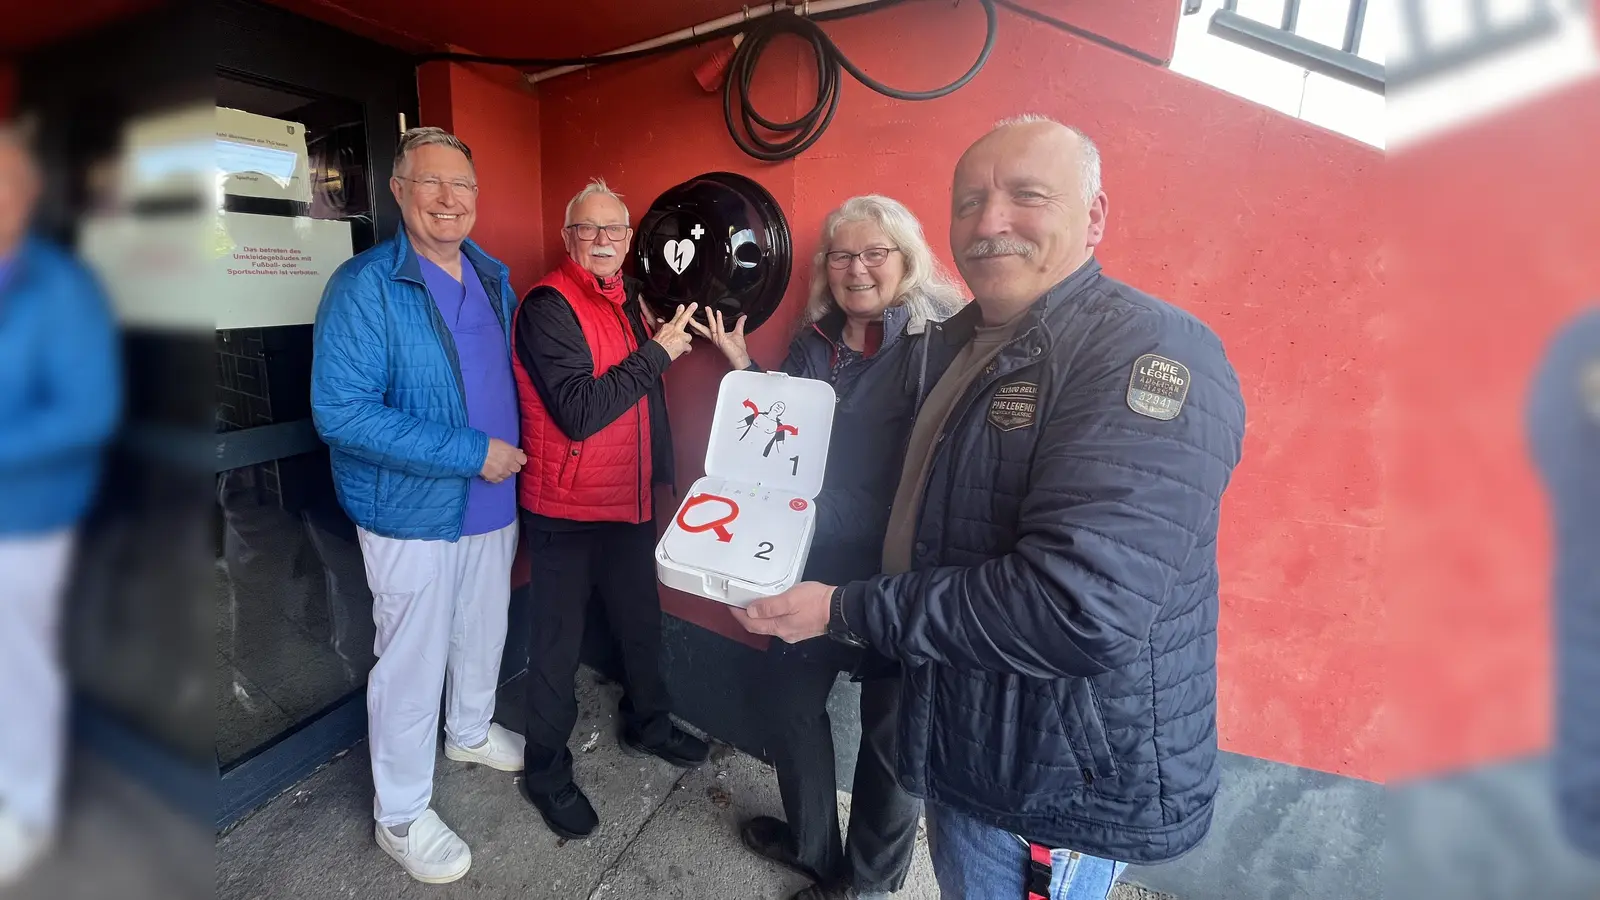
top-left (444, 723), bottom-right (525, 772)
top-left (374, 809), bottom-right (471, 884)
top-left (0, 810), bottom-right (53, 887)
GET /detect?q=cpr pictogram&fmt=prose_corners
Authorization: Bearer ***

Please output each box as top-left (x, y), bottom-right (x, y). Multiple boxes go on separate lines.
top-left (675, 493), bottom-right (740, 543)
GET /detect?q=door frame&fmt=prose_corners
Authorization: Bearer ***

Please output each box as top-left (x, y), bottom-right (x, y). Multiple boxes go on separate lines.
top-left (213, 0), bottom-right (418, 830)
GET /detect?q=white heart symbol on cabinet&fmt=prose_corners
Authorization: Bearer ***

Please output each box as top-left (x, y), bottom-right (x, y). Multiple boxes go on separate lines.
top-left (664, 238), bottom-right (695, 275)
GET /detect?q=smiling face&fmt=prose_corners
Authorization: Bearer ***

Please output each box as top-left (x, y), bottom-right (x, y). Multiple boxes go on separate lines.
top-left (390, 142), bottom-right (477, 257)
top-left (564, 191), bottom-right (633, 280)
top-left (825, 219), bottom-right (905, 322)
top-left (950, 122), bottom-right (1107, 321)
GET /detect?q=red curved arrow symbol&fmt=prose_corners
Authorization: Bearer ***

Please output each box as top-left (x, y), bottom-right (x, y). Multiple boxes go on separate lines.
top-left (676, 493), bottom-right (740, 543)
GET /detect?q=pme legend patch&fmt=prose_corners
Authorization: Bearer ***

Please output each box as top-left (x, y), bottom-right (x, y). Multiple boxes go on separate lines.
top-left (987, 381), bottom-right (1039, 431)
top-left (1127, 354), bottom-right (1190, 421)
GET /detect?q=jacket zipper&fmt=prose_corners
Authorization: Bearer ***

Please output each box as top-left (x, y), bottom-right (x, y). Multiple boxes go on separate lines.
top-left (610, 302), bottom-right (646, 523)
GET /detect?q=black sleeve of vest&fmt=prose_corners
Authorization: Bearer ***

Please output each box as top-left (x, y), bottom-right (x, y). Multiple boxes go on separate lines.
top-left (516, 287), bottom-right (673, 442)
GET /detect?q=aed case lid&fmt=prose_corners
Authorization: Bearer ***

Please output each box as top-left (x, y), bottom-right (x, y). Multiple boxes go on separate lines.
top-left (631, 172), bottom-right (792, 333)
top-left (705, 369), bottom-right (836, 499)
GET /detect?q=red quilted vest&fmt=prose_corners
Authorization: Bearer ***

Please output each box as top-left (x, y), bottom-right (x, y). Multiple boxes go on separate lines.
top-left (512, 257), bottom-right (654, 523)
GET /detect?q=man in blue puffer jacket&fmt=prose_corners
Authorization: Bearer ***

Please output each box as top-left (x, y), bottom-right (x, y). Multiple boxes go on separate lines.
top-left (311, 127), bottom-right (528, 885)
top-left (735, 116), bottom-right (1247, 899)
top-left (0, 124), bottom-right (121, 886)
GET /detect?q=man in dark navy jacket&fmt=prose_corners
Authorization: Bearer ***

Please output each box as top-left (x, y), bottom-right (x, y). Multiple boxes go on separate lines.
top-left (1528, 307), bottom-right (1600, 862)
top-left (734, 116), bottom-right (1247, 898)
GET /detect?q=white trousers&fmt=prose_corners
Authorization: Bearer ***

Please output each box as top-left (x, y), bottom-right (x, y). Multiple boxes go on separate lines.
top-left (0, 530), bottom-right (75, 832)
top-left (358, 522), bottom-right (517, 827)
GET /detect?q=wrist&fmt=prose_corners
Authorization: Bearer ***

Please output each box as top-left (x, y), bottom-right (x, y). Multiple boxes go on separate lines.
top-left (827, 584), bottom-right (869, 648)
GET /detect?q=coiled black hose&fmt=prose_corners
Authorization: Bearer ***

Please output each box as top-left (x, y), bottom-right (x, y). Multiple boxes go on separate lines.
top-left (723, 0), bottom-right (1000, 161)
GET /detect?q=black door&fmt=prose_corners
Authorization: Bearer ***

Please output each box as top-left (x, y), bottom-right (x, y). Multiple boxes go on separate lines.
top-left (210, 0), bottom-right (419, 827)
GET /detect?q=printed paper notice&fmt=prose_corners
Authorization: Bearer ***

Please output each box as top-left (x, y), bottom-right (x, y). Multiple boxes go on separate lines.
top-left (218, 211), bottom-right (352, 330)
top-left (216, 106), bottom-right (312, 203)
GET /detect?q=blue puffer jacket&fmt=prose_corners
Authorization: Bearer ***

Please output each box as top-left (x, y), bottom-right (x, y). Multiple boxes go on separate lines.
top-left (310, 228), bottom-right (516, 541)
top-left (840, 259), bottom-right (1247, 863)
top-left (0, 236), bottom-right (122, 536)
top-left (1528, 307), bottom-right (1600, 860)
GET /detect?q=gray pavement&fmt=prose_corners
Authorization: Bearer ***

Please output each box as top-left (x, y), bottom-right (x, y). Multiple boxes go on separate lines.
top-left (215, 669), bottom-right (1172, 900)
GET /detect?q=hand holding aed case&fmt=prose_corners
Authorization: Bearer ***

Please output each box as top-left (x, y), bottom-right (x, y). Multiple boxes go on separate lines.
top-left (656, 369), bottom-right (837, 607)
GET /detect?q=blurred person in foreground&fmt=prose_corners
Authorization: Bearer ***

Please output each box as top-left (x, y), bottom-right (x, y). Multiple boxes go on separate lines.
top-left (694, 195), bottom-right (964, 899)
top-left (732, 116), bottom-right (1247, 899)
top-left (311, 127), bottom-right (525, 884)
top-left (512, 178), bottom-right (707, 842)
top-left (1528, 307), bottom-right (1600, 861)
top-left (0, 123), bottom-right (122, 884)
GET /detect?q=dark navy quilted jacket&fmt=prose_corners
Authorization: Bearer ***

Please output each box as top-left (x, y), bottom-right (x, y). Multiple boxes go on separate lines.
top-left (310, 228), bottom-right (517, 541)
top-left (840, 259), bottom-right (1247, 863)
top-left (1528, 308), bottom-right (1600, 860)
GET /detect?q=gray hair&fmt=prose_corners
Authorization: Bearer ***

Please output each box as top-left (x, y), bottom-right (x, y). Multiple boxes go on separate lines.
top-left (805, 195), bottom-right (966, 334)
top-left (991, 114), bottom-right (1102, 206)
top-left (393, 126), bottom-right (473, 177)
top-left (565, 177), bottom-right (629, 227)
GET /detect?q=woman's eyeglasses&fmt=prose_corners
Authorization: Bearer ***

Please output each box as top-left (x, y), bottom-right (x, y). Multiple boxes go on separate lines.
top-left (566, 223), bottom-right (631, 241)
top-left (825, 247), bottom-right (900, 269)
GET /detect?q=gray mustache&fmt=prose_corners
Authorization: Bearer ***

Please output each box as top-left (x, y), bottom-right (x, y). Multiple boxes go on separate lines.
top-left (963, 238), bottom-right (1036, 259)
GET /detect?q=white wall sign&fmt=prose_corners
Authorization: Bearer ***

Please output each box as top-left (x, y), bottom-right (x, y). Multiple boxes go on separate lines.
top-left (217, 211), bottom-right (352, 330)
top-left (216, 106), bottom-right (312, 204)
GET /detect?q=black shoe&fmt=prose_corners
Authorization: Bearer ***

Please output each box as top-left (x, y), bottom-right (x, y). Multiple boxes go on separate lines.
top-left (522, 779), bottom-right (598, 840)
top-left (621, 725), bottom-right (710, 768)
top-left (790, 883), bottom-right (860, 900)
top-left (739, 815), bottom-right (820, 881)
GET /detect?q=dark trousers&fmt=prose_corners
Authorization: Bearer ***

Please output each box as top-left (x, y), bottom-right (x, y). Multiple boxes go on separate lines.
top-left (768, 645), bottom-right (922, 892)
top-left (521, 516), bottom-right (673, 794)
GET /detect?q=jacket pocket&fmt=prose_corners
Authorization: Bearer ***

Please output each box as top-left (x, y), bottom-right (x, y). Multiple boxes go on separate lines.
top-left (1052, 677), bottom-right (1119, 783)
top-left (558, 441), bottom-right (583, 492)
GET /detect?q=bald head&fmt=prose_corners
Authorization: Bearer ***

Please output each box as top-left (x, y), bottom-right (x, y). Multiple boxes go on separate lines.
top-left (950, 117), bottom-right (1108, 322)
top-left (0, 126), bottom-right (41, 257)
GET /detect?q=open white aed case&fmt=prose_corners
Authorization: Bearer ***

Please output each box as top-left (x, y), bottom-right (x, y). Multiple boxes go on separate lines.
top-left (655, 368), bottom-right (837, 608)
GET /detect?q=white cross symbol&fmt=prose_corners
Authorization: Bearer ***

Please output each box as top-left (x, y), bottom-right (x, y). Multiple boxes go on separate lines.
top-left (690, 223), bottom-right (705, 240)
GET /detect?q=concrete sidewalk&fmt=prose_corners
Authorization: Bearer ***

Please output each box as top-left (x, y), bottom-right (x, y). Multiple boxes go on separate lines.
top-left (216, 669), bottom-right (1170, 900)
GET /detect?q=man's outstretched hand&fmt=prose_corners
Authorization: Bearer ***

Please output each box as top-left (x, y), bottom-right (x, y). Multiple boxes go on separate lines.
top-left (729, 581), bottom-right (835, 643)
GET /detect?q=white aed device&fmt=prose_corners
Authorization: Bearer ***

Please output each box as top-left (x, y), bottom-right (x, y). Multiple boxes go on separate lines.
top-left (656, 368), bottom-right (837, 608)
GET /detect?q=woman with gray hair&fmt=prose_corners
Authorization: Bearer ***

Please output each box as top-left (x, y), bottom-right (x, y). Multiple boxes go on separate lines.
top-left (694, 194), bottom-right (965, 900)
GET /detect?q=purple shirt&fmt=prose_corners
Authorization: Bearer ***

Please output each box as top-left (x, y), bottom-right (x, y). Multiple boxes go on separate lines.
top-left (419, 252), bottom-right (519, 536)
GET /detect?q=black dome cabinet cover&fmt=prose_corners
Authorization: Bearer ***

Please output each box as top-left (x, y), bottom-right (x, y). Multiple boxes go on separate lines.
top-left (630, 172), bottom-right (792, 333)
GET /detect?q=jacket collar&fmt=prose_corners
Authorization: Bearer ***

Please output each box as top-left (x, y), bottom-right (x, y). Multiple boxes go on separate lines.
top-left (387, 226), bottom-right (509, 290)
top-left (558, 255), bottom-right (627, 306)
top-left (939, 256), bottom-right (1103, 347)
top-left (813, 302), bottom-right (912, 353)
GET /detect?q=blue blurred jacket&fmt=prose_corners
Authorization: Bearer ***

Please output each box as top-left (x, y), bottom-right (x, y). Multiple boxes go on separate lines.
top-left (1528, 307), bottom-right (1600, 861)
top-left (0, 235), bottom-right (122, 536)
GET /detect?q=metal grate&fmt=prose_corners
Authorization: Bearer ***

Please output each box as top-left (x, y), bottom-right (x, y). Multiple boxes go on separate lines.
top-left (1185, 0), bottom-right (1383, 94)
top-left (1389, 0), bottom-right (1591, 88)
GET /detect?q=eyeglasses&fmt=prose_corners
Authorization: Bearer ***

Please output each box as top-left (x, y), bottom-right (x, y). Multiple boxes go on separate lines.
top-left (825, 247), bottom-right (900, 269)
top-left (402, 177), bottom-right (478, 195)
top-left (566, 223), bottom-right (631, 241)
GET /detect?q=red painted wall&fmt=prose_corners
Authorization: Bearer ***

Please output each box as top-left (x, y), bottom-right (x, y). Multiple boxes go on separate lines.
top-left (535, 2), bottom-right (1387, 778)
top-left (1387, 75), bottom-right (1600, 781)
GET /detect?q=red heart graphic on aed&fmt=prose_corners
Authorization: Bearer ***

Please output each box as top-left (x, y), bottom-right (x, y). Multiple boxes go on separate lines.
top-left (789, 498), bottom-right (808, 511)
top-left (676, 493), bottom-right (740, 543)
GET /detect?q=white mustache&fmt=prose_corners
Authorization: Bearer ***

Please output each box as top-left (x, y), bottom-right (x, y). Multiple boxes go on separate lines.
top-left (590, 247), bottom-right (617, 258)
top-left (964, 238), bottom-right (1036, 259)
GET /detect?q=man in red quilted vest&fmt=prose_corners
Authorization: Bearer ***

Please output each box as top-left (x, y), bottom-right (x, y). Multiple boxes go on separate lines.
top-left (511, 177), bottom-right (708, 840)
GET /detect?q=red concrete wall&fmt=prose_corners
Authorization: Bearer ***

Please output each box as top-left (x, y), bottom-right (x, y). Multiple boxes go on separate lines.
top-left (535, 2), bottom-right (1386, 778)
top-left (1387, 75), bottom-right (1600, 781)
